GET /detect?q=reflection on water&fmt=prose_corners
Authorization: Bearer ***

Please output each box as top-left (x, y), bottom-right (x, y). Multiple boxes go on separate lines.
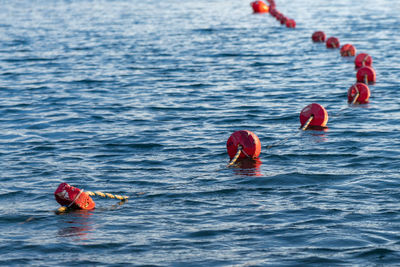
top-left (232, 158), bottom-right (263, 176)
top-left (57, 209), bottom-right (94, 240)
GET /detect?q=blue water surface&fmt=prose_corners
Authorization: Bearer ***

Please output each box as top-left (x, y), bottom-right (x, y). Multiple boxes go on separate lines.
top-left (1, 0), bottom-right (400, 265)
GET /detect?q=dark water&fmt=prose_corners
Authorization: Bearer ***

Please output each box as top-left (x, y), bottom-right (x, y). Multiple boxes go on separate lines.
top-left (1, 0), bottom-right (400, 265)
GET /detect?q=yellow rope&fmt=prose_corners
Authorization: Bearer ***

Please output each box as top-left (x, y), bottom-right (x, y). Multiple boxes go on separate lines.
top-left (86, 191), bottom-right (129, 200)
top-left (227, 145), bottom-right (242, 167)
top-left (56, 206), bottom-right (69, 214)
top-left (301, 115), bottom-right (314, 131)
top-left (351, 85), bottom-right (360, 105)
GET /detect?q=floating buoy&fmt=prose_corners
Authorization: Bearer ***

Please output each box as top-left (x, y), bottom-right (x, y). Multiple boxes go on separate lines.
top-left (251, 1), bottom-right (269, 13)
top-left (280, 16), bottom-right (287, 25)
top-left (340, 44), bottom-right (356, 57)
top-left (355, 53), bottom-right (373, 68)
top-left (356, 66), bottom-right (376, 84)
top-left (226, 130), bottom-right (261, 160)
top-left (276, 13), bottom-right (283, 20)
top-left (55, 183), bottom-right (96, 210)
top-left (347, 83), bottom-right (370, 104)
top-left (326, 37), bottom-right (340, 48)
top-left (299, 103), bottom-right (328, 130)
top-left (286, 19), bottom-right (296, 28)
top-left (311, 31), bottom-right (326, 42)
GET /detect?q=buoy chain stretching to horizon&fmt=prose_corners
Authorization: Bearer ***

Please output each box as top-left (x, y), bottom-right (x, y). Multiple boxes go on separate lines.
top-left (251, 0), bottom-right (296, 28)
top-left (55, 1), bottom-right (380, 211)
top-left (226, 1), bottom-right (379, 167)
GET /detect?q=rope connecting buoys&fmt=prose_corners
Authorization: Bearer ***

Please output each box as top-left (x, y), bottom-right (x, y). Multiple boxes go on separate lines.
top-left (356, 66), bottom-right (376, 84)
top-left (55, 183), bottom-right (96, 211)
top-left (251, 1), bottom-right (269, 13)
top-left (54, 182), bottom-right (129, 213)
top-left (340, 44), bottom-right (356, 57)
top-left (299, 103), bottom-right (329, 130)
top-left (355, 53), bottom-right (373, 68)
top-left (326, 37), bottom-right (340, 48)
top-left (86, 191), bottom-right (128, 201)
top-left (226, 130), bottom-right (261, 165)
top-left (312, 31), bottom-right (326, 42)
top-left (347, 83), bottom-right (370, 104)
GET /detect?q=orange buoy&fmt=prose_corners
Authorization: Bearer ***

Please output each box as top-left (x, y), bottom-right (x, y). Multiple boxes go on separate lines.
top-left (55, 182), bottom-right (96, 210)
top-left (286, 19), bottom-right (296, 28)
top-left (226, 130), bottom-right (261, 160)
top-left (340, 44), bottom-right (356, 57)
top-left (347, 83), bottom-right (370, 104)
top-left (355, 53), bottom-right (373, 68)
top-left (356, 66), bottom-right (376, 84)
top-left (251, 1), bottom-right (269, 13)
top-left (312, 31), bottom-right (326, 42)
top-left (299, 103), bottom-right (328, 130)
top-left (326, 37), bottom-right (340, 48)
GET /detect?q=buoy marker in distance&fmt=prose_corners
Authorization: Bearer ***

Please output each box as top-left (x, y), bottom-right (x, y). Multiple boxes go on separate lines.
top-left (312, 31), bottom-right (326, 42)
top-left (299, 103), bottom-right (329, 131)
top-left (286, 19), bottom-right (296, 28)
top-left (355, 53), bottom-right (373, 69)
top-left (251, 0), bottom-right (269, 13)
top-left (356, 66), bottom-right (376, 84)
top-left (227, 130), bottom-right (261, 166)
top-left (348, 83), bottom-right (370, 104)
top-left (326, 37), bottom-right (340, 48)
top-left (340, 44), bottom-right (356, 57)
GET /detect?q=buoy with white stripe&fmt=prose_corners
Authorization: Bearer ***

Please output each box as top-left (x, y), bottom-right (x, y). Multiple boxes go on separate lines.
top-left (356, 66), bottom-right (376, 84)
top-left (54, 183), bottom-right (129, 213)
top-left (55, 183), bottom-right (96, 211)
top-left (326, 37), bottom-right (340, 48)
top-left (299, 103), bottom-right (328, 130)
top-left (355, 53), bottom-right (373, 69)
top-left (227, 130), bottom-right (261, 165)
top-left (312, 31), bottom-right (326, 42)
top-left (348, 83), bottom-right (370, 104)
top-left (340, 44), bottom-right (356, 57)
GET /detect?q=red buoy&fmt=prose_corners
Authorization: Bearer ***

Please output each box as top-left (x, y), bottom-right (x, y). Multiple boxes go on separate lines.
top-left (285, 19), bottom-right (296, 28)
top-left (340, 44), bottom-right (356, 57)
top-left (312, 31), bottom-right (326, 42)
top-left (299, 103), bottom-right (328, 130)
top-left (326, 37), bottom-right (340, 48)
top-left (251, 1), bottom-right (269, 13)
top-left (275, 12), bottom-right (283, 20)
top-left (355, 53), bottom-right (373, 68)
top-left (356, 66), bottom-right (376, 84)
top-left (280, 16), bottom-right (287, 25)
top-left (55, 183), bottom-right (96, 210)
top-left (347, 83), bottom-right (370, 104)
top-left (226, 130), bottom-right (261, 160)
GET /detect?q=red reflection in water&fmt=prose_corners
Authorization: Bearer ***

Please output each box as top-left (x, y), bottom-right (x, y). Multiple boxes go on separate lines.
top-left (57, 209), bottom-right (94, 240)
top-left (233, 157), bottom-right (262, 177)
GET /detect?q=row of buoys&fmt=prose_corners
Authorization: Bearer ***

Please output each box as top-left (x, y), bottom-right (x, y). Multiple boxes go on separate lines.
top-left (251, 0), bottom-right (296, 28)
top-left (312, 31), bottom-right (375, 105)
top-left (226, 2), bottom-right (379, 165)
